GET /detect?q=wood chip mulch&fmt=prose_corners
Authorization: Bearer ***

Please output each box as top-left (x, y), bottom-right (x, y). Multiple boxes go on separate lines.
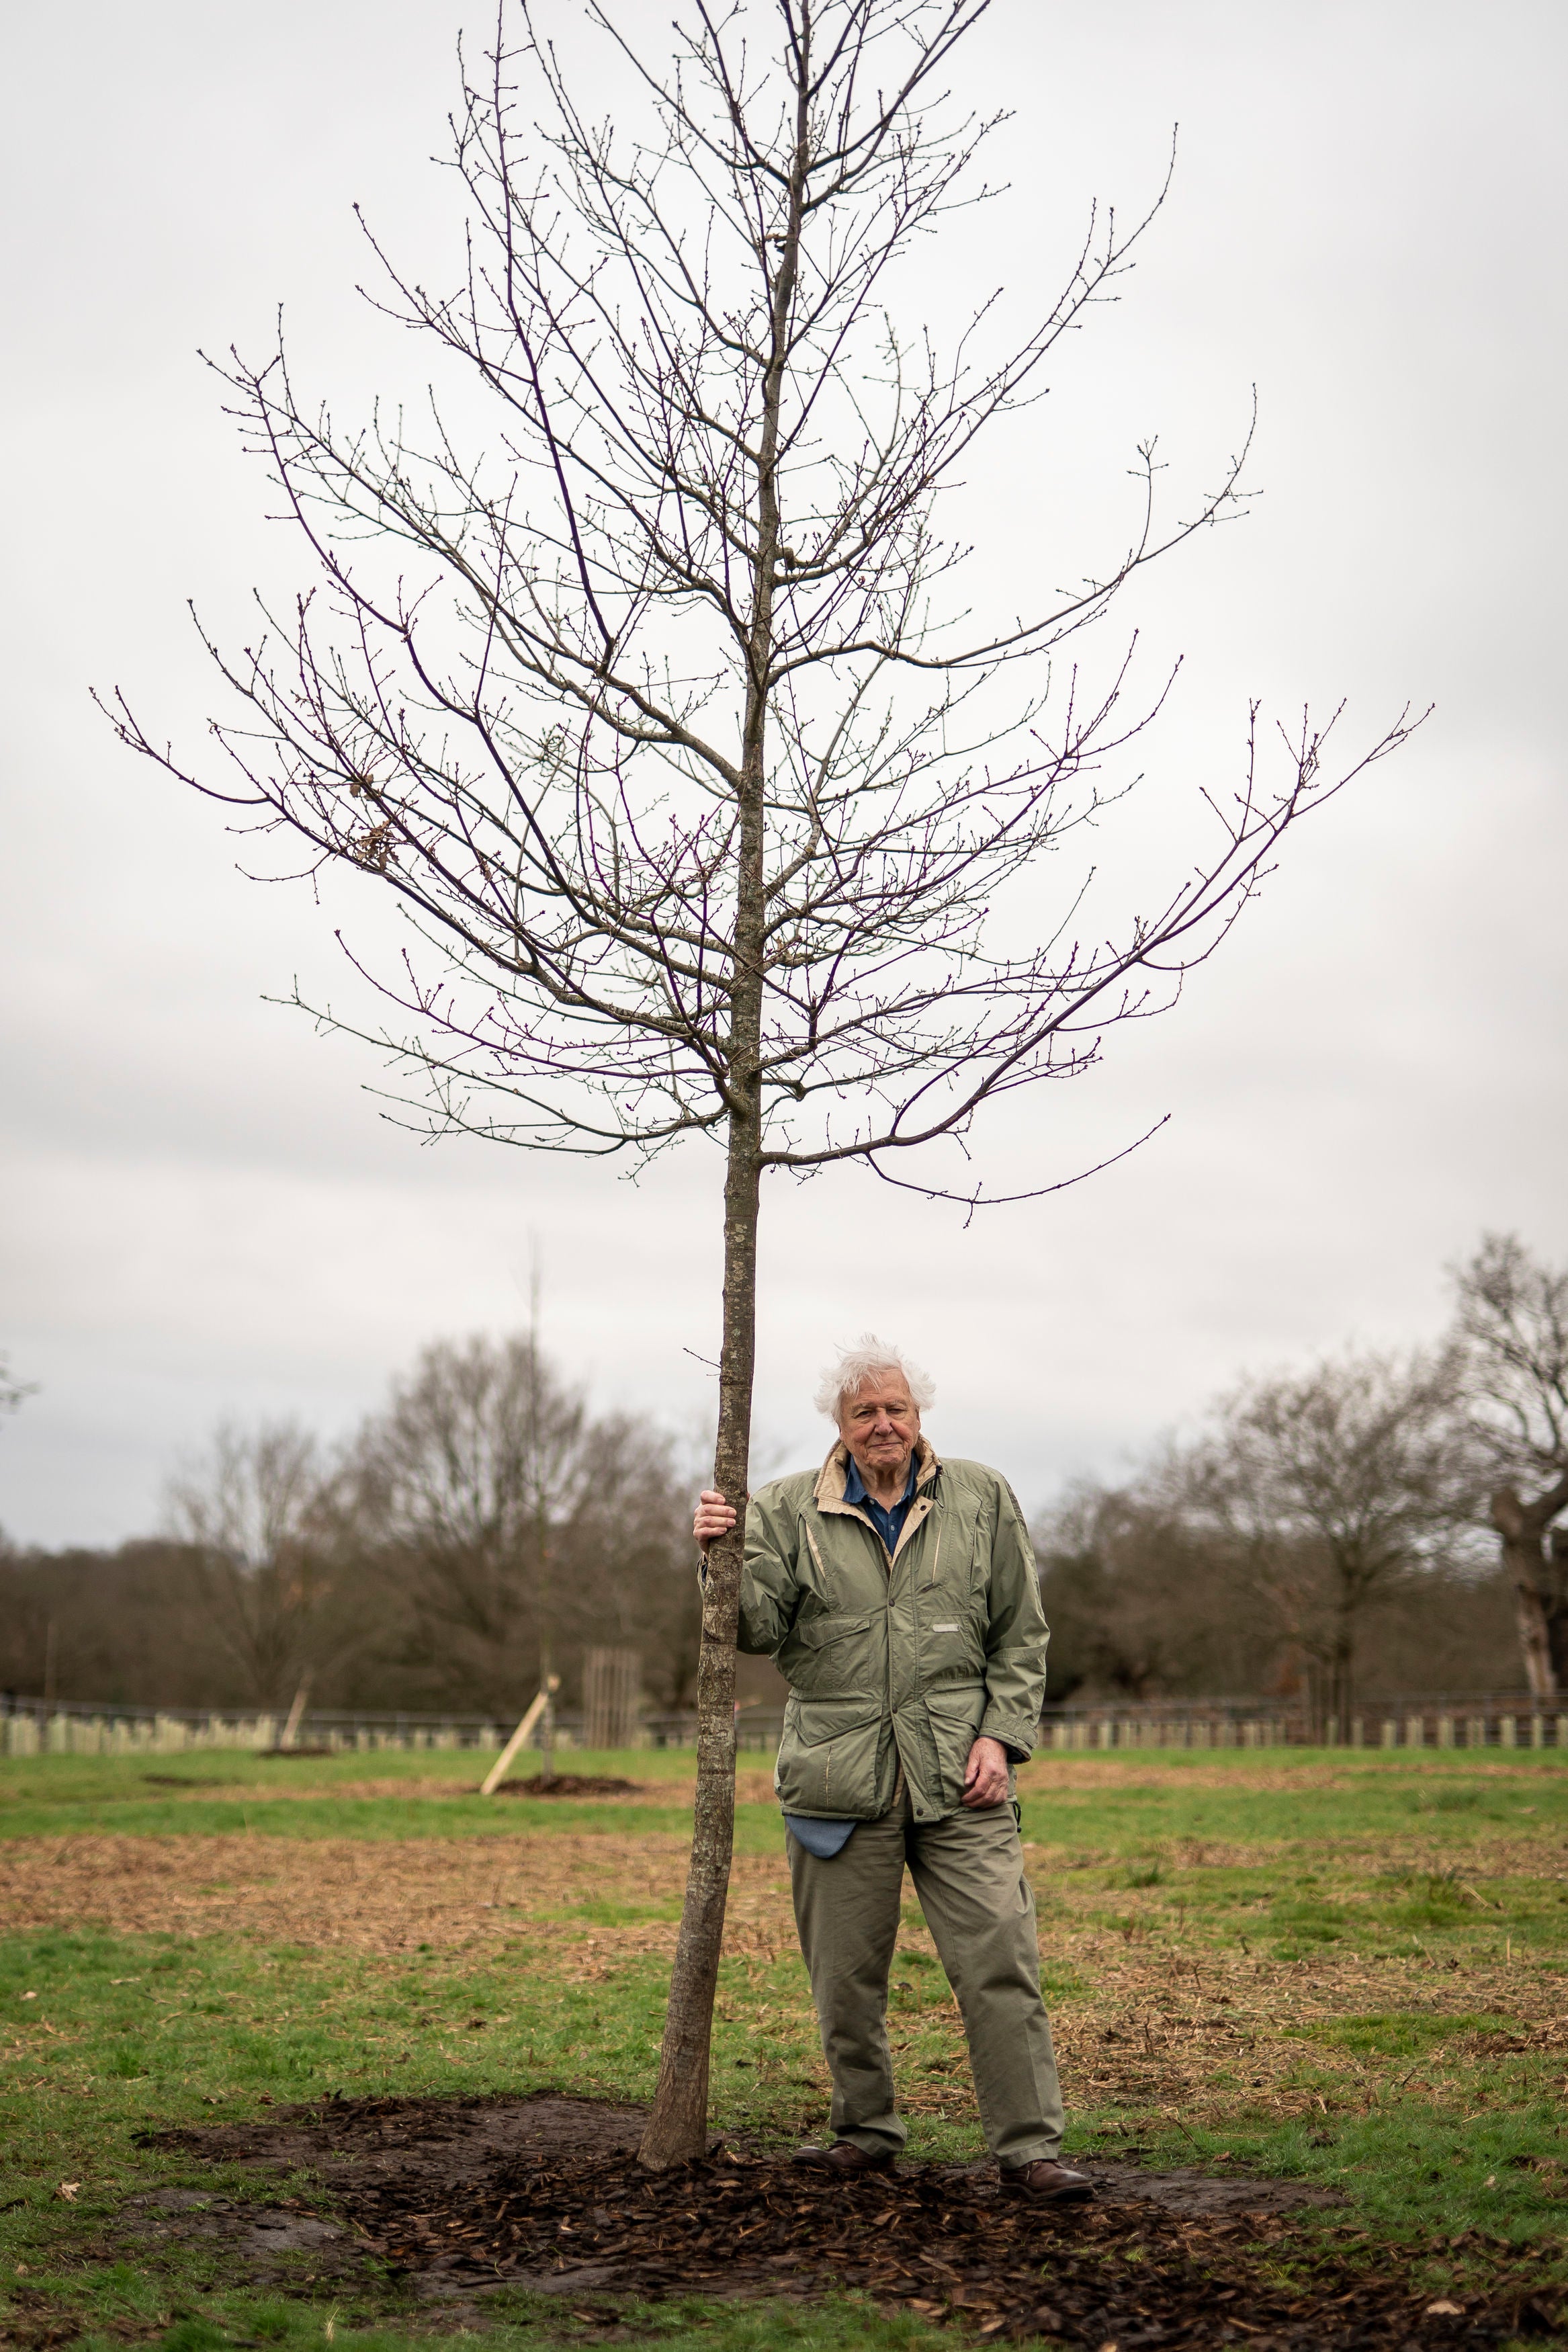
top-left (342, 2144), bottom-right (1549, 2347)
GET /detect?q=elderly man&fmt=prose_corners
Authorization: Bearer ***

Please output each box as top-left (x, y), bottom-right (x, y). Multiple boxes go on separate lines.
top-left (695, 1336), bottom-right (1090, 2201)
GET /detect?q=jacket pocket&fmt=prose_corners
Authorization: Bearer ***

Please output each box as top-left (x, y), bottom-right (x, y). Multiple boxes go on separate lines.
top-left (919, 1603), bottom-right (986, 1678)
top-left (773, 1695), bottom-right (885, 1817)
top-left (794, 1611), bottom-right (874, 1648)
top-left (924, 1681), bottom-right (988, 1810)
top-left (781, 1611), bottom-right (875, 1699)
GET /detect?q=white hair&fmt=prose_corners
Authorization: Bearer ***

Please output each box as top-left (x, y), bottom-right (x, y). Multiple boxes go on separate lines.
top-left (814, 1334), bottom-right (936, 1423)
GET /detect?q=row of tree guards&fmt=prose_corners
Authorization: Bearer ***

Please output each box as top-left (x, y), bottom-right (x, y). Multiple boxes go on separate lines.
top-left (6, 1690), bottom-right (1565, 1757)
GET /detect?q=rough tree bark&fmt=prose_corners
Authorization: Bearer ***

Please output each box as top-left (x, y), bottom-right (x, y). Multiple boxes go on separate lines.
top-left (640, 1114), bottom-right (761, 2161)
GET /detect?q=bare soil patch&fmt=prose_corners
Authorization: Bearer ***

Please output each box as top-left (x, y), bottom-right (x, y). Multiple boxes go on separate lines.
top-left (128, 1771), bottom-right (779, 1808)
top-left (132, 2092), bottom-right (1544, 2347)
top-left (491, 1775), bottom-right (646, 1798)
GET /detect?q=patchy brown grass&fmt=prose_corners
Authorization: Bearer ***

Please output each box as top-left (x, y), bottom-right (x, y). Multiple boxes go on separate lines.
top-left (7, 1824), bottom-right (1566, 2140)
top-left (0, 1831), bottom-right (740, 1954)
top-left (1014, 1756), bottom-right (1568, 1795)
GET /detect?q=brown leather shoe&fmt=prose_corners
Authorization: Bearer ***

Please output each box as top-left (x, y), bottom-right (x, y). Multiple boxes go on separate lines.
top-left (791, 2140), bottom-right (897, 2175)
top-left (1000, 2159), bottom-right (1094, 2202)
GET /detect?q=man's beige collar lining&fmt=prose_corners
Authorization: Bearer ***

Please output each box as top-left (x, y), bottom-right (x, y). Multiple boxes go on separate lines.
top-left (814, 1435), bottom-right (939, 1512)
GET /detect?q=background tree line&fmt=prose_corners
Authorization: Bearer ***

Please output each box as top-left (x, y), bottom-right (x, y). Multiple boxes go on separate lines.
top-left (3, 1234), bottom-right (1565, 1718)
top-left (0, 1335), bottom-right (705, 1718)
top-left (1038, 1235), bottom-right (1568, 1714)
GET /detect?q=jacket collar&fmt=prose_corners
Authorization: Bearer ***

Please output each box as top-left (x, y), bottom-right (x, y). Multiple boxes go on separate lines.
top-left (814, 1434), bottom-right (939, 1512)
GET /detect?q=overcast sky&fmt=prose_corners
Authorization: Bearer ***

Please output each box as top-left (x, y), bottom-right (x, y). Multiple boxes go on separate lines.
top-left (3, 0), bottom-right (1564, 1548)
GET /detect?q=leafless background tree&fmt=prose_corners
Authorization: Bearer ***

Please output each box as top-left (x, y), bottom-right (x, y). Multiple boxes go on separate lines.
top-left (1176, 1350), bottom-right (1480, 1728)
top-left (1033, 1474), bottom-right (1517, 1710)
top-left (343, 1332), bottom-right (701, 1718)
top-left (1035, 1347), bottom-right (1504, 1716)
top-left (347, 1335), bottom-right (587, 1719)
top-left (1034, 1467), bottom-right (1277, 1704)
top-left (1, 1329), bottom-right (697, 1716)
top-left (107, 0), bottom-right (1418, 2156)
top-left (1448, 1234), bottom-right (1568, 1696)
top-left (165, 1419), bottom-right (347, 1712)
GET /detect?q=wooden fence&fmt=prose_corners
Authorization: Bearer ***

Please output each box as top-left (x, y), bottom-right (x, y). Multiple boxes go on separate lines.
top-left (1035, 1703), bottom-right (1568, 1752)
top-left (3, 1690), bottom-right (1565, 1758)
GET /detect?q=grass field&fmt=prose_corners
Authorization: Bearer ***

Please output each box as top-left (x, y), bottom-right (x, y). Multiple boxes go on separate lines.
top-left (1, 1745), bottom-right (1566, 2351)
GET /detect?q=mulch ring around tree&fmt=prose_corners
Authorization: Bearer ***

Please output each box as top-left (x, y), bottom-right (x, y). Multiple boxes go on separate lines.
top-left (136, 2094), bottom-right (1560, 2348)
top-left (488, 1775), bottom-right (647, 1798)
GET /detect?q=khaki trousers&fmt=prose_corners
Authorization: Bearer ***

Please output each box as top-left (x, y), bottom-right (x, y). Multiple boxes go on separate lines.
top-left (787, 1789), bottom-right (1064, 2167)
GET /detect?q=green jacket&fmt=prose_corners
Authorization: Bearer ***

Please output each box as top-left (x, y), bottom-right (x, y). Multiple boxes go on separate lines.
top-left (738, 1439), bottom-right (1049, 1824)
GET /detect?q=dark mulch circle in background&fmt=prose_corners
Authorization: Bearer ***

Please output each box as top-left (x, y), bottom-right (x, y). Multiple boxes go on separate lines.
top-left (488, 1775), bottom-right (646, 1798)
top-left (138, 2093), bottom-right (1560, 2348)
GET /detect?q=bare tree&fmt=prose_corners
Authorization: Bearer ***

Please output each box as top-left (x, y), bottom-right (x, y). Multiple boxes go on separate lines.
top-left (560, 1413), bottom-right (703, 1709)
top-left (1034, 1468), bottom-right (1276, 1702)
top-left (165, 1419), bottom-right (340, 1710)
top-left (107, 0), bottom-right (1418, 2159)
top-left (349, 1333), bottom-right (588, 1715)
top-left (0, 1337), bottom-right (698, 1715)
top-left (1450, 1234), bottom-right (1568, 1696)
top-left (1033, 1459), bottom-right (1516, 1708)
top-left (1184, 1349), bottom-right (1473, 1728)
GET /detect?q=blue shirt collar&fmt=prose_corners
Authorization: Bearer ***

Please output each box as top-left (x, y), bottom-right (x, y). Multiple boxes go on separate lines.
top-left (842, 1452), bottom-right (918, 1510)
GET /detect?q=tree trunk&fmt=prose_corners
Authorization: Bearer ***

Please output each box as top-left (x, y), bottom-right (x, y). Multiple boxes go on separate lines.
top-left (1327, 1620), bottom-right (1354, 1731)
top-left (1507, 1562), bottom-right (1557, 1701)
top-left (537, 1635), bottom-right (556, 1783)
top-left (638, 400), bottom-right (774, 2159)
top-left (1493, 1478), bottom-right (1568, 1700)
top-left (1552, 1534), bottom-right (1568, 1689)
top-left (637, 34), bottom-right (804, 2168)
top-left (636, 1103), bottom-right (761, 2165)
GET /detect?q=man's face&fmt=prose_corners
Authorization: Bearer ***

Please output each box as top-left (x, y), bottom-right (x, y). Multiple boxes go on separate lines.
top-left (838, 1371), bottom-right (921, 1486)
